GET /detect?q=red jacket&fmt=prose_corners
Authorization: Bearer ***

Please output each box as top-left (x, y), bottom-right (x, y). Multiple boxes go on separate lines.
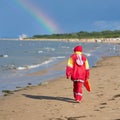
top-left (66, 52), bottom-right (90, 81)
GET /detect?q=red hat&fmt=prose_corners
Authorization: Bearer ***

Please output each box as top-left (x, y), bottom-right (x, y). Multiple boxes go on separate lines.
top-left (74, 45), bottom-right (82, 52)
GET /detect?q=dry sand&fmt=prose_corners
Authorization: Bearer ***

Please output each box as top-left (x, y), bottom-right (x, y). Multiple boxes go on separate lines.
top-left (0, 56), bottom-right (120, 120)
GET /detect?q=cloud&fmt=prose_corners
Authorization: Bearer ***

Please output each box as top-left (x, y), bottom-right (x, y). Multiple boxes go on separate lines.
top-left (93, 20), bottom-right (120, 30)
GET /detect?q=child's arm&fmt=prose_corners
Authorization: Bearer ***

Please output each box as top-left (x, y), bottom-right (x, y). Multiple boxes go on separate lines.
top-left (66, 57), bottom-right (73, 79)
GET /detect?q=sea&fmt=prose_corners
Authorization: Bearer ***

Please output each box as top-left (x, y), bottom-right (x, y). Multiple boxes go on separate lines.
top-left (0, 39), bottom-right (120, 95)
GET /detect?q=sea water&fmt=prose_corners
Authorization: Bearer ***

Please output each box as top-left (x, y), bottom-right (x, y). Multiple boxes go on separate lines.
top-left (0, 40), bottom-right (120, 95)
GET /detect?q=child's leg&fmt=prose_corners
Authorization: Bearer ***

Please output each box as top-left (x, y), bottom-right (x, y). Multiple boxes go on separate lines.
top-left (73, 81), bottom-right (82, 101)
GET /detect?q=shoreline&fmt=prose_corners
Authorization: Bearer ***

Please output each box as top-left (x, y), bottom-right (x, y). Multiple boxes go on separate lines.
top-left (0, 59), bottom-right (67, 96)
top-left (2, 41), bottom-right (119, 96)
top-left (23, 38), bottom-right (120, 44)
top-left (0, 56), bottom-right (120, 120)
top-left (0, 38), bottom-right (120, 44)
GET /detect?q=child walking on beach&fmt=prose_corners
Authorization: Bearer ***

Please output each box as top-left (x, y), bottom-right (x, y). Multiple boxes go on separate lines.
top-left (66, 45), bottom-right (91, 102)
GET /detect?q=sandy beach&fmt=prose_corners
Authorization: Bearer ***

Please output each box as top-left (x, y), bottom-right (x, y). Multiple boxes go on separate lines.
top-left (0, 56), bottom-right (120, 120)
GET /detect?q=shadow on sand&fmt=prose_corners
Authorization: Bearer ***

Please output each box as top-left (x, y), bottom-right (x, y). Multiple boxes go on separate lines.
top-left (23, 94), bottom-right (76, 103)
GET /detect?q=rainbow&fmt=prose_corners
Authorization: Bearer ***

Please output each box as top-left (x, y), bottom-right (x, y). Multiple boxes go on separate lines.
top-left (15, 0), bottom-right (60, 34)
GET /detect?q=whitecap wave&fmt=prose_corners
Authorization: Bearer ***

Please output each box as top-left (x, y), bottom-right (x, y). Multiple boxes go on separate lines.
top-left (51, 56), bottom-right (65, 59)
top-left (44, 47), bottom-right (55, 51)
top-left (0, 54), bottom-right (8, 58)
top-left (38, 50), bottom-right (43, 53)
top-left (17, 64), bottom-right (40, 70)
top-left (61, 46), bottom-right (70, 49)
top-left (17, 66), bottom-right (28, 70)
top-left (17, 56), bottom-right (65, 70)
top-left (84, 53), bottom-right (91, 57)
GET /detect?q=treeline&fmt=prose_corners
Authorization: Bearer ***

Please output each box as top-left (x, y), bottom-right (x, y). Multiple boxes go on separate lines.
top-left (32, 30), bottom-right (120, 39)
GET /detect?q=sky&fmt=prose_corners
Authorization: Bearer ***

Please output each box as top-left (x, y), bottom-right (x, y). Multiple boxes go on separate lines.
top-left (0, 0), bottom-right (120, 38)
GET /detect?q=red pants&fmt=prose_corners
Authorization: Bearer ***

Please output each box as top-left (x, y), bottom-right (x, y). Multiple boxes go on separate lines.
top-left (73, 81), bottom-right (83, 101)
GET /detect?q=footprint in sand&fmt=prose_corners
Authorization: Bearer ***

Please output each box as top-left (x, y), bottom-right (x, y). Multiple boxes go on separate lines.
top-left (113, 94), bottom-right (120, 99)
top-left (66, 116), bottom-right (87, 120)
top-left (99, 102), bottom-right (107, 109)
top-left (109, 94), bottom-right (120, 101)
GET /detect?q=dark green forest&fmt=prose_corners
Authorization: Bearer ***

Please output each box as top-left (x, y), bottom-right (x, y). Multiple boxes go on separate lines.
top-left (32, 30), bottom-right (120, 39)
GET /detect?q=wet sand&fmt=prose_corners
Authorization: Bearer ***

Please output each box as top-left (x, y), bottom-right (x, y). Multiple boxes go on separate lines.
top-left (0, 56), bottom-right (120, 120)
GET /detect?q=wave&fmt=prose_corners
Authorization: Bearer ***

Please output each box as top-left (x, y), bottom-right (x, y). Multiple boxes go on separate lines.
top-left (17, 56), bottom-right (65, 70)
top-left (0, 54), bottom-right (8, 58)
top-left (37, 47), bottom-right (55, 54)
top-left (37, 50), bottom-right (43, 53)
top-left (61, 46), bottom-right (70, 49)
top-left (84, 52), bottom-right (91, 57)
top-left (0, 55), bottom-right (66, 71)
top-left (51, 56), bottom-right (65, 59)
top-left (17, 64), bottom-right (40, 70)
top-left (44, 47), bottom-right (55, 51)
